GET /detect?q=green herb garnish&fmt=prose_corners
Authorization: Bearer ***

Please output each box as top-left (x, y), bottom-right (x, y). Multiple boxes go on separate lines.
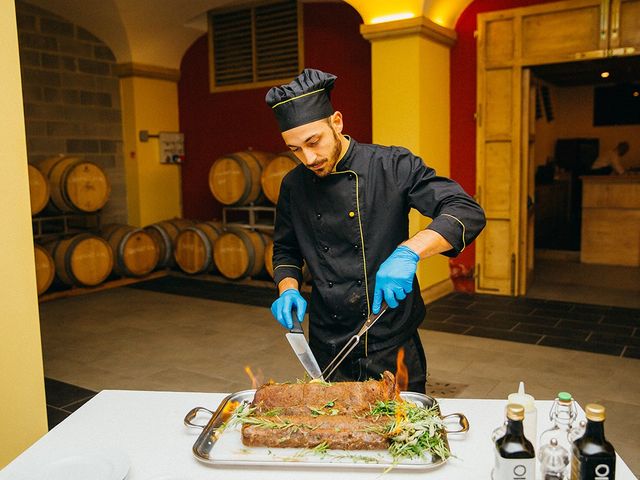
top-left (367, 400), bottom-right (450, 461)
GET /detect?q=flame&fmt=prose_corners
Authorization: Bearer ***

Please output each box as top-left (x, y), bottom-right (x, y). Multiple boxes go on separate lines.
top-left (244, 365), bottom-right (273, 389)
top-left (395, 347), bottom-right (409, 394)
top-left (245, 365), bottom-right (259, 389)
top-left (223, 400), bottom-right (240, 416)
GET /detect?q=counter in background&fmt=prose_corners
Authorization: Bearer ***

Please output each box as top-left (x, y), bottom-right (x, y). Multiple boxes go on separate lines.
top-left (581, 175), bottom-right (640, 266)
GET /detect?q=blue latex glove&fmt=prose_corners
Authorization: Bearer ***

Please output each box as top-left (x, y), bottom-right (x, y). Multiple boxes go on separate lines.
top-left (372, 245), bottom-right (420, 314)
top-left (271, 288), bottom-right (307, 329)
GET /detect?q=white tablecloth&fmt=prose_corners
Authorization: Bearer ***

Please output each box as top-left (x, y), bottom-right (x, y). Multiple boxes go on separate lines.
top-left (1, 390), bottom-right (636, 479)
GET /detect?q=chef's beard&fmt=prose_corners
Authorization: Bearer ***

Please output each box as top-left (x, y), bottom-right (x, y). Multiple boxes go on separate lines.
top-left (310, 127), bottom-right (343, 178)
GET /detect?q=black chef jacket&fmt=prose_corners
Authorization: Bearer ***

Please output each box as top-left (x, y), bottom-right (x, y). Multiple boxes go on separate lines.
top-left (272, 138), bottom-right (485, 358)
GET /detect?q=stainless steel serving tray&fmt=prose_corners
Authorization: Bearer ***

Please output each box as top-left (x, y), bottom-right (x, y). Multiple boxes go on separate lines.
top-left (184, 390), bottom-right (469, 471)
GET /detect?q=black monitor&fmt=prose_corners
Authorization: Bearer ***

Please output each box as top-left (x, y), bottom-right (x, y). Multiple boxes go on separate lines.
top-left (594, 83), bottom-right (640, 126)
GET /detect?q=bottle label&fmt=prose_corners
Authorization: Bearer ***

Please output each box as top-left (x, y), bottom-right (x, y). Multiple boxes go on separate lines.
top-left (571, 456), bottom-right (615, 480)
top-left (494, 452), bottom-right (535, 480)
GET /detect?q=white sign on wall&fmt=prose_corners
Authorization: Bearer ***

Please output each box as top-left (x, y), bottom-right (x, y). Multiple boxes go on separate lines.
top-left (158, 132), bottom-right (184, 164)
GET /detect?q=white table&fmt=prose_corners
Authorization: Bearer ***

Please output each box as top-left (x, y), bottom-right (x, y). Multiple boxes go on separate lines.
top-left (1, 390), bottom-right (636, 479)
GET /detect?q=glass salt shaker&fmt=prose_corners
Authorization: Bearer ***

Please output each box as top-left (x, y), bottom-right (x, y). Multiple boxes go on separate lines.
top-left (539, 437), bottom-right (569, 480)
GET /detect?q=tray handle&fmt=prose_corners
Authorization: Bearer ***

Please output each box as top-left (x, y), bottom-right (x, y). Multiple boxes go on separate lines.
top-left (184, 406), bottom-right (215, 429)
top-left (442, 413), bottom-right (469, 434)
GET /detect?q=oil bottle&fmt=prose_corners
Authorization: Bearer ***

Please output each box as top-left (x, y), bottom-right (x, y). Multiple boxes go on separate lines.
top-left (571, 404), bottom-right (616, 480)
top-left (493, 403), bottom-right (536, 480)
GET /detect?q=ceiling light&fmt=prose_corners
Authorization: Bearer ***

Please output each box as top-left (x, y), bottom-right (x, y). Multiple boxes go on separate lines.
top-left (370, 13), bottom-right (415, 24)
top-left (633, 91), bottom-right (639, 97)
top-left (600, 71), bottom-right (610, 78)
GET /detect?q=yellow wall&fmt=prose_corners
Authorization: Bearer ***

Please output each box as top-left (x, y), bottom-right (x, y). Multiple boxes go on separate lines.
top-left (0, 0), bottom-right (48, 467)
top-left (120, 76), bottom-right (182, 226)
top-left (371, 32), bottom-right (452, 293)
top-left (534, 83), bottom-right (640, 169)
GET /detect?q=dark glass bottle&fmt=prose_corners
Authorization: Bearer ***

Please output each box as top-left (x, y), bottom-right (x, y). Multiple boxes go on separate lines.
top-left (571, 404), bottom-right (616, 480)
top-left (493, 403), bottom-right (536, 480)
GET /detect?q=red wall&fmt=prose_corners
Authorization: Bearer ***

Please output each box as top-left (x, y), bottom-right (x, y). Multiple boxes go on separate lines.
top-left (449, 0), bottom-right (557, 272)
top-left (178, 3), bottom-right (371, 220)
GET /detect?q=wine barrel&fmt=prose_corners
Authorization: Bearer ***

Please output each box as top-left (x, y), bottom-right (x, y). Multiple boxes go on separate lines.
top-left (264, 239), bottom-right (275, 279)
top-left (34, 244), bottom-right (55, 294)
top-left (264, 239), bottom-right (312, 284)
top-left (144, 218), bottom-right (194, 268)
top-left (260, 151), bottom-right (300, 205)
top-left (102, 224), bottom-right (160, 277)
top-left (174, 221), bottom-right (223, 274)
top-left (38, 155), bottom-right (110, 212)
top-left (213, 227), bottom-right (269, 280)
top-left (208, 151), bottom-right (273, 205)
top-left (28, 164), bottom-right (50, 215)
top-left (44, 233), bottom-right (113, 287)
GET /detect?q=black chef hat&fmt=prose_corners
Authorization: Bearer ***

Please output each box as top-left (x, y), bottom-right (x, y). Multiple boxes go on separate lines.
top-left (265, 68), bottom-right (336, 131)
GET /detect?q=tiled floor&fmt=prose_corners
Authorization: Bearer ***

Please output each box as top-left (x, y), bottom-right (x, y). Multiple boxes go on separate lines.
top-left (38, 287), bottom-right (640, 475)
top-left (45, 377), bottom-right (96, 428)
top-left (424, 292), bottom-right (640, 358)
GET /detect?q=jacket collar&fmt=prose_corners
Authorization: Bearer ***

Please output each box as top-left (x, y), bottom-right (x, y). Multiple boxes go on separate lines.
top-left (334, 136), bottom-right (356, 172)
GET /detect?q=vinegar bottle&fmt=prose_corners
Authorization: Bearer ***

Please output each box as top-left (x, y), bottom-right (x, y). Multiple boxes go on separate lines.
top-left (571, 404), bottom-right (616, 480)
top-left (493, 403), bottom-right (536, 480)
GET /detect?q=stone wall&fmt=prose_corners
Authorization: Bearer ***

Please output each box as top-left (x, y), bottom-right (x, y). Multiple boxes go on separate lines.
top-left (16, 1), bottom-right (127, 224)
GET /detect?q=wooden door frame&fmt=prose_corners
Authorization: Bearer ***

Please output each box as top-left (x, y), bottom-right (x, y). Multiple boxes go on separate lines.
top-left (475, 0), bottom-right (614, 297)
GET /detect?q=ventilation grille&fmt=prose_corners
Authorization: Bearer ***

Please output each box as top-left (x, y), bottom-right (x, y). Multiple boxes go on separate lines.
top-left (209, 0), bottom-right (302, 90)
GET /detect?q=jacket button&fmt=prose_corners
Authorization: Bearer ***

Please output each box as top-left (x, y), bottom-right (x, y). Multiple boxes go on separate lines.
top-left (361, 311), bottom-right (367, 318)
top-left (323, 246), bottom-right (329, 252)
top-left (332, 314), bottom-right (338, 320)
top-left (353, 244), bottom-right (359, 250)
top-left (348, 173), bottom-right (354, 180)
top-left (328, 281), bottom-right (334, 288)
top-left (356, 279), bottom-right (362, 286)
top-left (316, 213), bottom-right (322, 220)
top-left (348, 211), bottom-right (355, 218)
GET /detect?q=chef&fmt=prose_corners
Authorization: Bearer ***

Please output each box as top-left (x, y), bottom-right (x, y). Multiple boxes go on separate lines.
top-left (266, 69), bottom-right (485, 393)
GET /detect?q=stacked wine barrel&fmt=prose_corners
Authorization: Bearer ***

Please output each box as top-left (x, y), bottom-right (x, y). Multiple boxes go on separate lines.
top-left (36, 155), bottom-right (111, 213)
top-left (208, 150), bottom-right (301, 206)
top-left (260, 151), bottom-right (300, 205)
top-left (101, 224), bottom-right (160, 277)
top-left (204, 149), bottom-right (308, 282)
top-left (173, 221), bottom-right (223, 274)
top-left (30, 156), bottom-right (114, 296)
top-left (43, 234), bottom-right (114, 288)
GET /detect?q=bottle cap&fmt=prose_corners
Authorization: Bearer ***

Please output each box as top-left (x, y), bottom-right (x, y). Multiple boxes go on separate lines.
top-left (506, 403), bottom-right (525, 421)
top-left (585, 403), bottom-right (606, 421)
top-left (539, 437), bottom-right (569, 473)
top-left (507, 381), bottom-right (535, 412)
top-left (558, 392), bottom-right (572, 403)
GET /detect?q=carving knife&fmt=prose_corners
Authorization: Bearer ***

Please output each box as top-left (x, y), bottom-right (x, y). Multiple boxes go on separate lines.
top-left (285, 316), bottom-right (323, 380)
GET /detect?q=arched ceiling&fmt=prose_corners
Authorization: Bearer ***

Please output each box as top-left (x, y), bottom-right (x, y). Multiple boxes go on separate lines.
top-left (24, 0), bottom-right (473, 70)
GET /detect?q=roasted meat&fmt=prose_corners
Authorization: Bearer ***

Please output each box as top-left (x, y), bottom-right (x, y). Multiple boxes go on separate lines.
top-left (242, 415), bottom-right (389, 450)
top-left (241, 371), bottom-right (397, 449)
top-left (252, 370), bottom-right (396, 415)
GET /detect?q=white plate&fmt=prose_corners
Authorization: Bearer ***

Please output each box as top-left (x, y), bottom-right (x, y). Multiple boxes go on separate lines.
top-left (31, 448), bottom-right (130, 480)
top-left (144, 476), bottom-right (190, 480)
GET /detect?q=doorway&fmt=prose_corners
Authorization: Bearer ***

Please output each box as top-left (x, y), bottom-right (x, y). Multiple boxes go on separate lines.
top-left (475, 0), bottom-right (640, 298)
top-left (525, 57), bottom-right (640, 307)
